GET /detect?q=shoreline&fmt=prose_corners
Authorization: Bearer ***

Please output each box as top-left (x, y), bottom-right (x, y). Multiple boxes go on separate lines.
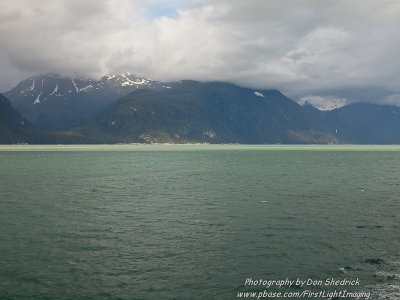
top-left (1, 144), bottom-right (400, 151)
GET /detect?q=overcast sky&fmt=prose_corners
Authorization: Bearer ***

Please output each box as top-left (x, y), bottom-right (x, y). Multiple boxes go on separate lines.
top-left (1, 0), bottom-right (400, 108)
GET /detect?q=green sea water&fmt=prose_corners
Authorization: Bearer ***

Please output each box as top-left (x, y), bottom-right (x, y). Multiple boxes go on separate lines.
top-left (1, 145), bottom-right (400, 299)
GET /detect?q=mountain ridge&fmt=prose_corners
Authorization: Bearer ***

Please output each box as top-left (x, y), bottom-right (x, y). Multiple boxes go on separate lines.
top-left (305, 102), bottom-right (400, 144)
top-left (3, 75), bottom-right (400, 144)
top-left (73, 80), bottom-right (337, 144)
top-left (0, 93), bottom-right (34, 144)
top-left (5, 73), bottom-right (168, 129)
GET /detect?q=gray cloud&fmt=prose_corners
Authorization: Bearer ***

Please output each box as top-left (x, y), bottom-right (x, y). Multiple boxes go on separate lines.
top-left (1, 0), bottom-right (400, 107)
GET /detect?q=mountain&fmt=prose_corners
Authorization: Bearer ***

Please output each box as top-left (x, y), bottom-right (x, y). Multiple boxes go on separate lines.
top-left (5, 73), bottom-right (166, 130)
top-left (74, 81), bottom-right (337, 144)
top-left (6, 73), bottom-right (400, 144)
top-left (0, 93), bottom-right (90, 144)
top-left (0, 94), bottom-right (35, 143)
top-left (305, 102), bottom-right (400, 144)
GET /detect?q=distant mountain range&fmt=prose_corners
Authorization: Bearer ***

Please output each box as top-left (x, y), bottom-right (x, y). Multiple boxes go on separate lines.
top-left (304, 102), bottom-right (400, 144)
top-left (2, 74), bottom-right (400, 144)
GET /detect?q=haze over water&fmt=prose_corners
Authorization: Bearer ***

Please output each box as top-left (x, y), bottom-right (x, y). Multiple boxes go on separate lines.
top-left (1, 145), bottom-right (399, 299)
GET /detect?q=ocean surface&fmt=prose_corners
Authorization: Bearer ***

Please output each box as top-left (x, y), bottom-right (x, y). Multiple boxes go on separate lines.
top-left (1, 145), bottom-right (400, 299)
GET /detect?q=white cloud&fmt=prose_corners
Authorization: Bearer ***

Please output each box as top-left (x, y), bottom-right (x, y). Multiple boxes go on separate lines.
top-left (1, 0), bottom-right (400, 107)
top-left (378, 93), bottom-right (400, 107)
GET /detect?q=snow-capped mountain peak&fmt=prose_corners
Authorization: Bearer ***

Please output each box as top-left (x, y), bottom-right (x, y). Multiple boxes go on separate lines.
top-left (4, 73), bottom-right (166, 129)
top-left (6, 73), bottom-right (160, 106)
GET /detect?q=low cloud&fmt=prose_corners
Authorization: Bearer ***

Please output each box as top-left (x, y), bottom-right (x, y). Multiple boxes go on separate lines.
top-left (1, 0), bottom-right (400, 106)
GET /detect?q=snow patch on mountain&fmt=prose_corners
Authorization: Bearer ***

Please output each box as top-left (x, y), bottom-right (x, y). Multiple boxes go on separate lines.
top-left (72, 79), bottom-right (79, 93)
top-left (33, 91), bottom-right (42, 104)
top-left (6, 73), bottom-right (159, 108)
top-left (50, 84), bottom-right (58, 95)
top-left (120, 74), bottom-right (149, 86)
top-left (299, 95), bottom-right (347, 111)
top-left (28, 80), bottom-right (35, 91)
top-left (80, 84), bottom-right (93, 92)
